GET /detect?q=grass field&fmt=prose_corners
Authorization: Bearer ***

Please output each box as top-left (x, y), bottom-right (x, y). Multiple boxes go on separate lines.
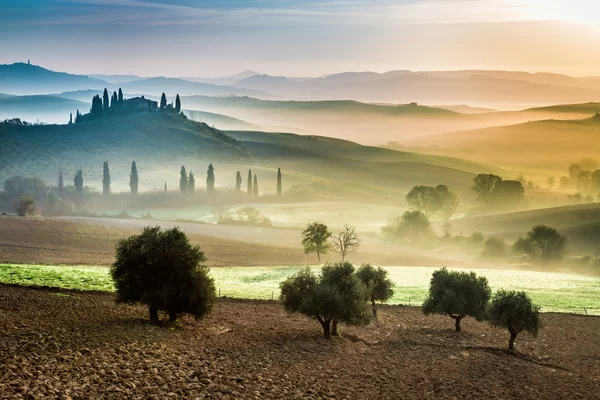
top-left (1, 263), bottom-right (598, 315)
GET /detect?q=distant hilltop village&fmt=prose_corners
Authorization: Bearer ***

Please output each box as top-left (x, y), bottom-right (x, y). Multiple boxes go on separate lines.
top-left (71, 89), bottom-right (182, 124)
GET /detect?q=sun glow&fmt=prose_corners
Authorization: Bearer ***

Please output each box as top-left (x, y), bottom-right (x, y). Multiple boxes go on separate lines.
top-left (521, 0), bottom-right (600, 27)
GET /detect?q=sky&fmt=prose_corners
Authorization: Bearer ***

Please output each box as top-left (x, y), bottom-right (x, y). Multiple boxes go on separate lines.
top-left (1, 0), bottom-right (600, 77)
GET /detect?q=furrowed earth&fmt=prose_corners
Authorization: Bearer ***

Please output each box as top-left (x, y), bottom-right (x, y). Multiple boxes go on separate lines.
top-left (1, 285), bottom-right (599, 400)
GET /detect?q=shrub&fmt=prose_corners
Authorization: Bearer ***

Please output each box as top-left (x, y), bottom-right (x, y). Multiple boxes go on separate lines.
top-left (513, 225), bottom-right (566, 261)
top-left (280, 263), bottom-right (370, 338)
top-left (110, 226), bottom-right (216, 323)
top-left (470, 232), bottom-right (484, 243)
top-left (488, 290), bottom-right (541, 351)
top-left (422, 268), bottom-right (491, 332)
top-left (356, 264), bottom-right (394, 317)
top-left (481, 237), bottom-right (508, 259)
top-left (17, 196), bottom-right (39, 217)
top-left (45, 192), bottom-right (61, 216)
top-left (4, 176), bottom-right (47, 200)
top-left (382, 210), bottom-right (433, 242)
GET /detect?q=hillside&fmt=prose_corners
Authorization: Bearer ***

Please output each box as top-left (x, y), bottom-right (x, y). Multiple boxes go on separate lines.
top-left (184, 109), bottom-right (260, 131)
top-left (226, 130), bottom-right (502, 201)
top-left (410, 114), bottom-right (600, 172)
top-left (0, 63), bottom-right (106, 95)
top-left (232, 71), bottom-right (600, 107)
top-left (0, 113), bottom-right (250, 191)
top-left (0, 95), bottom-right (87, 124)
top-left (181, 96), bottom-right (478, 143)
top-left (119, 77), bottom-right (274, 98)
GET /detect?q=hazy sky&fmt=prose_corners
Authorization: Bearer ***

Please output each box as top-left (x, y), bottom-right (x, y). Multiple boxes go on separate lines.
top-left (1, 0), bottom-right (600, 77)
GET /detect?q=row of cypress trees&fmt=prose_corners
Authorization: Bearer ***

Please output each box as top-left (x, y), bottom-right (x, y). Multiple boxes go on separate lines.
top-left (59, 163), bottom-right (281, 197)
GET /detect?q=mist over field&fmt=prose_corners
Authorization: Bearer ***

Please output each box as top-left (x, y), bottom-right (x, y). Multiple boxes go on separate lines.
top-left (2, 1), bottom-right (600, 398)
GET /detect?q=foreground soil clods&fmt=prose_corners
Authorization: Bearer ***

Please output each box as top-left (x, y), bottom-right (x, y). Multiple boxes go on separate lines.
top-left (0, 285), bottom-right (599, 399)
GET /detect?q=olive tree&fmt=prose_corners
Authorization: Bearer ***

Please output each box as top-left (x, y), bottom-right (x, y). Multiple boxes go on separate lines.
top-left (513, 225), bottom-right (566, 261)
top-left (405, 185), bottom-right (459, 219)
top-left (110, 226), bottom-right (216, 324)
top-left (330, 224), bottom-right (361, 261)
top-left (280, 263), bottom-right (370, 338)
top-left (301, 222), bottom-right (332, 262)
top-left (422, 268), bottom-right (491, 332)
top-left (356, 264), bottom-right (394, 317)
top-left (488, 290), bottom-right (541, 351)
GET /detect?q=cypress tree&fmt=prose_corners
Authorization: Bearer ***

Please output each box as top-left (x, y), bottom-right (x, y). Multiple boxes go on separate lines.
top-left (74, 169), bottom-right (83, 193)
top-left (130, 161), bottom-right (139, 195)
top-left (160, 93), bottom-right (167, 110)
top-left (277, 167), bottom-right (282, 196)
top-left (207, 164), bottom-right (215, 193)
top-left (103, 161), bottom-right (111, 195)
top-left (110, 91), bottom-right (117, 109)
top-left (247, 170), bottom-right (252, 197)
top-left (69, 113), bottom-right (72, 124)
top-left (180, 166), bottom-right (188, 193)
top-left (58, 170), bottom-right (64, 193)
top-left (175, 94), bottom-right (181, 113)
top-left (91, 95), bottom-right (102, 116)
top-left (75, 109), bottom-right (81, 123)
top-left (164, 182), bottom-right (167, 192)
top-left (103, 88), bottom-right (109, 112)
top-left (118, 88), bottom-right (124, 109)
top-left (188, 172), bottom-right (196, 193)
top-left (253, 174), bottom-right (258, 198)
top-left (235, 171), bottom-right (242, 192)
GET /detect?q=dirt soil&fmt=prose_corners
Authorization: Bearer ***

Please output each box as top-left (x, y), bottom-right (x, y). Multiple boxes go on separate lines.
top-left (1, 285), bottom-right (599, 399)
top-left (0, 215), bottom-right (458, 267)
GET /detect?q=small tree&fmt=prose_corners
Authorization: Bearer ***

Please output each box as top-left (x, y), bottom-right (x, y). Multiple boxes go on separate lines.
top-left (235, 171), bottom-right (242, 192)
top-left (481, 237), bottom-right (508, 259)
top-left (330, 224), bottom-right (361, 261)
top-left (179, 166), bottom-right (188, 193)
top-left (58, 170), bottom-right (64, 193)
top-left (253, 174), bottom-right (258, 197)
top-left (247, 170), bottom-right (252, 197)
top-left (130, 161), bottom-right (139, 195)
top-left (488, 290), bottom-right (541, 351)
top-left (301, 222), bottom-right (332, 262)
top-left (175, 94), bottom-right (181, 113)
top-left (207, 164), bottom-right (215, 193)
top-left (472, 174), bottom-right (502, 205)
top-left (188, 172), bottom-right (196, 193)
top-left (160, 93), bottom-right (167, 110)
top-left (513, 225), bottom-right (566, 261)
top-left (103, 88), bottom-right (109, 112)
top-left (422, 268), bottom-right (491, 332)
top-left (277, 167), bottom-right (282, 196)
top-left (110, 227), bottom-right (216, 323)
top-left (74, 169), bottom-right (83, 193)
top-left (280, 263), bottom-right (370, 338)
top-left (356, 264), bottom-right (394, 317)
top-left (382, 210), bottom-right (432, 241)
top-left (102, 161), bottom-right (110, 196)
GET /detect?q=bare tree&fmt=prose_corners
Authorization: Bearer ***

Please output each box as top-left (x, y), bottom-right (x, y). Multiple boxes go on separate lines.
top-left (330, 224), bottom-right (361, 261)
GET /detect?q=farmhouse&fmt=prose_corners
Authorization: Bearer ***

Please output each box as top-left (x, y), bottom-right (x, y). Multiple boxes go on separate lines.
top-left (123, 96), bottom-right (158, 112)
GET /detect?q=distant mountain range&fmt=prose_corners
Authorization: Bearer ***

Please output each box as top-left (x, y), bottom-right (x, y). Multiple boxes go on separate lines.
top-left (0, 63), bottom-right (275, 99)
top-left (3, 62), bottom-right (600, 108)
top-left (230, 71), bottom-right (600, 107)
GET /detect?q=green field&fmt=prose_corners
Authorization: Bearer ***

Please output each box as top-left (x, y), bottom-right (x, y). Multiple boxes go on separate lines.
top-left (1, 264), bottom-right (598, 315)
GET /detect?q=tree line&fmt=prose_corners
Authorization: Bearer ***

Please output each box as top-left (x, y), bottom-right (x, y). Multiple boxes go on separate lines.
top-left (112, 226), bottom-right (542, 352)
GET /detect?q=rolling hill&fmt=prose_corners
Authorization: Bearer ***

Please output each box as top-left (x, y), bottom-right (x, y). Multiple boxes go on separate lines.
top-left (184, 110), bottom-right (260, 131)
top-left (410, 113), bottom-right (600, 172)
top-left (225, 129), bottom-right (503, 202)
top-left (0, 112), bottom-right (250, 192)
top-left (0, 95), bottom-right (87, 124)
top-left (0, 63), bottom-right (106, 95)
top-left (232, 71), bottom-right (600, 107)
top-left (119, 77), bottom-right (274, 98)
top-left (181, 96), bottom-right (478, 143)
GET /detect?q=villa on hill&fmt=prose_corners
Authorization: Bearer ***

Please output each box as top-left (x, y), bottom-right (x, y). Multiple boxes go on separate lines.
top-left (123, 96), bottom-right (158, 112)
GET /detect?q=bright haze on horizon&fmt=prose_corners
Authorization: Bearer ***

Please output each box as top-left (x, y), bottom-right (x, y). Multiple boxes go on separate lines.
top-left (1, 0), bottom-right (600, 77)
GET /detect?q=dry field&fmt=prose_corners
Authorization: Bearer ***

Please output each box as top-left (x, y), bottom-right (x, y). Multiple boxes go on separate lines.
top-left (1, 285), bottom-right (599, 400)
top-left (0, 216), bottom-right (453, 268)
